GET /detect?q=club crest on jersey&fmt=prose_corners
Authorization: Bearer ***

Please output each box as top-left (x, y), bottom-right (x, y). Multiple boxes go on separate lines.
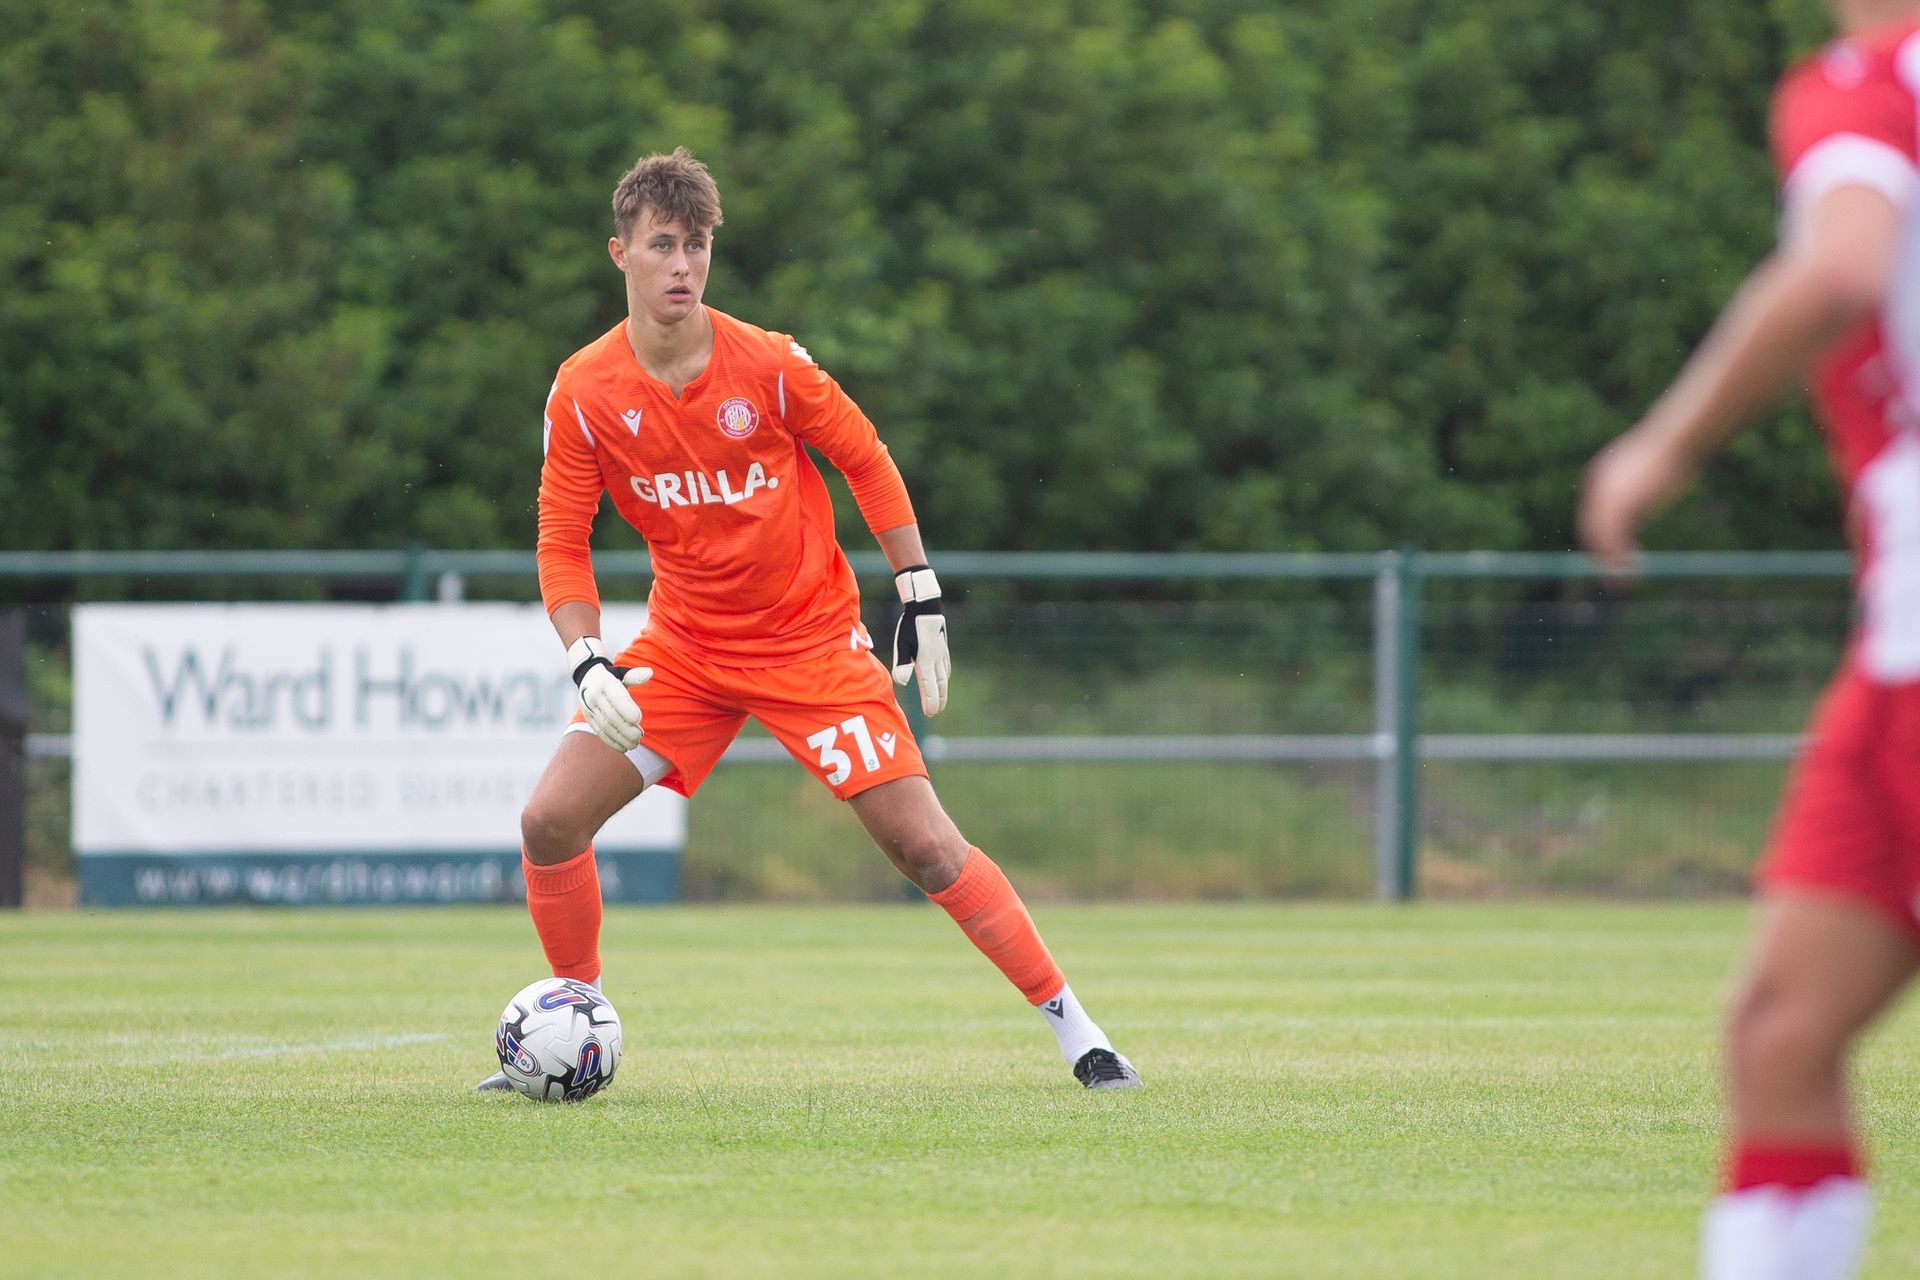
top-left (716, 397), bottom-right (761, 439)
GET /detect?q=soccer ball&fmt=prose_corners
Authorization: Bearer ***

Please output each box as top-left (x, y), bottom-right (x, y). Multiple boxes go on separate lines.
top-left (494, 977), bottom-right (623, 1102)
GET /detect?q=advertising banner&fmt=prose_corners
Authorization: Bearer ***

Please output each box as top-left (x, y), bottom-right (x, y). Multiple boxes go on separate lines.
top-left (73, 604), bottom-right (684, 906)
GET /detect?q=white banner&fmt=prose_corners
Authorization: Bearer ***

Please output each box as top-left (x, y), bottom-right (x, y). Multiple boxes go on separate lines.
top-left (72, 605), bottom-right (683, 901)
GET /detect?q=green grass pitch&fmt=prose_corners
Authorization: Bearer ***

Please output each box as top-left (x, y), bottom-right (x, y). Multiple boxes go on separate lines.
top-left (5, 902), bottom-right (1919, 1278)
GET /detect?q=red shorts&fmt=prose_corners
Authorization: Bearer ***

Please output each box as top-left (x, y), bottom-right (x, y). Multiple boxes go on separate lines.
top-left (1761, 665), bottom-right (1920, 943)
top-left (572, 628), bottom-right (927, 801)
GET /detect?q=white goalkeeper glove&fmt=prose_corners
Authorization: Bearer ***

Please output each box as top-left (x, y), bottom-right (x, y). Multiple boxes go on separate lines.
top-left (890, 565), bottom-right (950, 716)
top-left (567, 636), bottom-right (652, 752)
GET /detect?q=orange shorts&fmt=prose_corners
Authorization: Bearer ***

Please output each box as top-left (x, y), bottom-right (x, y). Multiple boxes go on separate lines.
top-left (571, 628), bottom-right (927, 800)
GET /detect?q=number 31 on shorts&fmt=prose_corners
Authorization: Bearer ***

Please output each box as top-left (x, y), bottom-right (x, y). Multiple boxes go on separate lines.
top-left (806, 715), bottom-right (895, 786)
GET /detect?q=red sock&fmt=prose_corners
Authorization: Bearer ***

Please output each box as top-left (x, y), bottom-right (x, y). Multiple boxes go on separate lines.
top-left (1726, 1138), bottom-right (1862, 1191)
top-left (522, 846), bottom-right (602, 983)
top-left (928, 848), bottom-right (1065, 1004)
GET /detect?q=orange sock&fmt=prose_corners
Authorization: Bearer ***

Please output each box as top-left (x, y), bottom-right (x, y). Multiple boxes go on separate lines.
top-left (928, 848), bottom-right (1065, 1004)
top-left (522, 846), bottom-right (602, 983)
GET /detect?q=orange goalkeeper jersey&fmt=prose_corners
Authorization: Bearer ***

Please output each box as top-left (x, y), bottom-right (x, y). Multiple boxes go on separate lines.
top-left (537, 308), bottom-right (916, 666)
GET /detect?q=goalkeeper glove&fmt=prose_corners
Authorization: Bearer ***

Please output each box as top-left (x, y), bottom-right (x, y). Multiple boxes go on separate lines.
top-left (890, 565), bottom-right (950, 716)
top-left (567, 636), bottom-right (652, 752)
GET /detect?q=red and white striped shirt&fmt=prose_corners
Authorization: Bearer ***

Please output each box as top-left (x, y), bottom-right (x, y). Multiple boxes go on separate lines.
top-left (1774, 19), bottom-right (1920, 681)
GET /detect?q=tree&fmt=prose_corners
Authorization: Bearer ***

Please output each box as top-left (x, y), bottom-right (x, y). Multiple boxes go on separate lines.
top-left (0, 0), bottom-right (1836, 559)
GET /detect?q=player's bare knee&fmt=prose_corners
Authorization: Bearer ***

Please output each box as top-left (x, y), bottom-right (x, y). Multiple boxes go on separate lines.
top-left (1727, 980), bottom-right (1844, 1089)
top-left (893, 827), bottom-right (968, 891)
top-left (1726, 980), bottom-right (1785, 1064)
top-left (520, 799), bottom-right (586, 866)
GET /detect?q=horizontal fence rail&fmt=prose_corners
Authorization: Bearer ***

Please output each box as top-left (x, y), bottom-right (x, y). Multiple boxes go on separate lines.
top-left (26, 732), bottom-right (1810, 765)
top-left (0, 547), bottom-right (1857, 586)
top-left (1417, 734), bottom-right (1807, 762)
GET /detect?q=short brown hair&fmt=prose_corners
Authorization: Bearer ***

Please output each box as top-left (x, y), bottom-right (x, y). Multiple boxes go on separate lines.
top-left (612, 147), bottom-right (723, 241)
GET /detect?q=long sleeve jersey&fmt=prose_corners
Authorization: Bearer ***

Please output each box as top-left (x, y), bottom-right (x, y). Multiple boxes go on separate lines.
top-left (536, 308), bottom-right (916, 665)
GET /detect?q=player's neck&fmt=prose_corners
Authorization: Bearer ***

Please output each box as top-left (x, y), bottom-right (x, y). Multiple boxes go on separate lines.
top-left (625, 307), bottom-right (714, 395)
top-left (1836, 0), bottom-right (1920, 35)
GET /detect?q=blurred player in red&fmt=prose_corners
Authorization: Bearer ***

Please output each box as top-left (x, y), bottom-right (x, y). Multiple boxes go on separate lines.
top-left (475, 148), bottom-right (1138, 1092)
top-left (1581, 2), bottom-right (1920, 1272)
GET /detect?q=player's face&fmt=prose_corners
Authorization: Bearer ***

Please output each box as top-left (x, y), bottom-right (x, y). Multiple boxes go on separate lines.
top-left (610, 211), bottom-right (711, 325)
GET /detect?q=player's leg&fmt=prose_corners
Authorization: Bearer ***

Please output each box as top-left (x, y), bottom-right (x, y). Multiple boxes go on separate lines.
top-left (1701, 670), bottom-right (1920, 1271)
top-left (754, 646), bottom-right (1139, 1088)
top-left (1727, 894), bottom-right (1916, 1138)
top-left (514, 639), bottom-right (734, 992)
top-left (474, 735), bottom-right (664, 1092)
top-left (846, 774), bottom-right (1140, 1089)
top-left (1702, 892), bottom-right (1917, 1279)
top-left (480, 643), bottom-right (739, 1092)
top-left (843, 772), bottom-right (967, 890)
top-left (516, 730), bottom-right (657, 982)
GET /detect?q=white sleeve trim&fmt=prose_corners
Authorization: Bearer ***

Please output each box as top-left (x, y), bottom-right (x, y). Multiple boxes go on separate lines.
top-left (1783, 133), bottom-right (1919, 238)
top-left (778, 339), bottom-right (814, 420)
top-left (541, 378), bottom-right (559, 456)
top-left (571, 398), bottom-right (596, 448)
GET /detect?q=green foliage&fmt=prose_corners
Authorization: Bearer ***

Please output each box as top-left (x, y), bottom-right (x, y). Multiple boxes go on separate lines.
top-left (1, 0), bottom-right (1836, 557)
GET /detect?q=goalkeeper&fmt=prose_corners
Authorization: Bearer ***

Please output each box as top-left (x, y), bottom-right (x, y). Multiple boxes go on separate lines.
top-left (477, 148), bottom-right (1139, 1092)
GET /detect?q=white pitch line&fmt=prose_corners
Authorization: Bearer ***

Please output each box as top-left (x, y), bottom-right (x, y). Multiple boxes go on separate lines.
top-left (3, 1032), bottom-right (464, 1073)
top-left (41, 1032), bottom-right (461, 1065)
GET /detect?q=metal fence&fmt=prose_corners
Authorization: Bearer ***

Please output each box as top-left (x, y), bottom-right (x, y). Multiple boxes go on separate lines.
top-left (1, 548), bottom-right (1854, 901)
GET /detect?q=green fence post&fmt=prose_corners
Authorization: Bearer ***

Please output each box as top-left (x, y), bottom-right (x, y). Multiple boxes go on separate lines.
top-left (1391, 549), bottom-right (1423, 901)
top-left (1371, 556), bottom-right (1397, 900)
top-left (0, 610), bottom-right (23, 909)
top-left (400, 540), bottom-right (429, 602)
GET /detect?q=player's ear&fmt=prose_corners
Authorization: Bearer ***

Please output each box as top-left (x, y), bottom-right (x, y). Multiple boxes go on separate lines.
top-left (608, 236), bottom-right (626, 270)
